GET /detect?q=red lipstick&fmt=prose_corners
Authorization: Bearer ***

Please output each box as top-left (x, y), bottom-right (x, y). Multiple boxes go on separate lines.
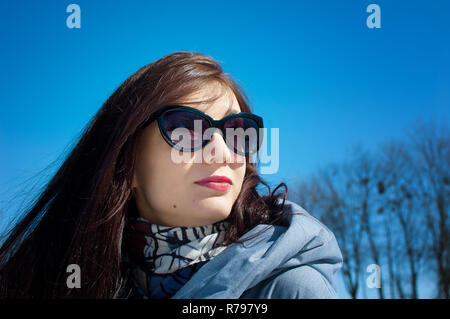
top-left (194, 175), bottom-right (233, 191)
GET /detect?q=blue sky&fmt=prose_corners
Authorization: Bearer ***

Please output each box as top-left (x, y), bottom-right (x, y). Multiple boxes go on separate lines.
top-left (0, 1), bottom-right (449, 298)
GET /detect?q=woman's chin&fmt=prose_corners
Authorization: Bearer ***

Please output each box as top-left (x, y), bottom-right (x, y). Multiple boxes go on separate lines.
top-left (190, 206), bottom-right (231, 226)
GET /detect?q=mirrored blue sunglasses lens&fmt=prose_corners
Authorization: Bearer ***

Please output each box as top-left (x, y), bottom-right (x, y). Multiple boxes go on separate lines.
top-left (162, 110), bottom-right (209, 149)
top-left (224, 117), bottom-right (260, 155)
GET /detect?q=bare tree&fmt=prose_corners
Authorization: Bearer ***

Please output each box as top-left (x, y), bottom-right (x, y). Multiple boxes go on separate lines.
top-left (406, 121), bottom-right (450, 298)
top-left (295, 164), bottom-right (367, 299)
top-left (292, 120), bottom-right (449, 299)
top-left (377, 140), bottom-right (429, 298)
top-left (345, 146), bottom-right (385, 299)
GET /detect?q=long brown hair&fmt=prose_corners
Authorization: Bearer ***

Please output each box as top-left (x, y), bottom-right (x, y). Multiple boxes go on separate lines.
top-left (0, 51), bottom-right (287, 298)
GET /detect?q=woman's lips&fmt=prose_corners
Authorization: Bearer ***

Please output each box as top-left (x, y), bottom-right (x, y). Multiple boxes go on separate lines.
top-left (194, 175), bottom-right (232, 191)
top-left (194, 181), bottom-right (231, 191)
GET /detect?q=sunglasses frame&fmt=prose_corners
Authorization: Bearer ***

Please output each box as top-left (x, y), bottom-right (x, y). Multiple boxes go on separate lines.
top-left (142, 105), bottom-right (264, 156)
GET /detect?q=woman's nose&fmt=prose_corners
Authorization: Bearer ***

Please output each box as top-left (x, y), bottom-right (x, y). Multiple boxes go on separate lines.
top-left (203, 131), bottom-right (233, 164)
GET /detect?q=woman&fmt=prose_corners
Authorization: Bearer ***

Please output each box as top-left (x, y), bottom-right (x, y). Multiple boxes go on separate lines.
top-left (0, 51), bottom-right (342, 299)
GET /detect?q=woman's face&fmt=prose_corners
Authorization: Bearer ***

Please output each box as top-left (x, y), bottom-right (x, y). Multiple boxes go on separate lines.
top-left (131, 84), bottom-right (247, 227)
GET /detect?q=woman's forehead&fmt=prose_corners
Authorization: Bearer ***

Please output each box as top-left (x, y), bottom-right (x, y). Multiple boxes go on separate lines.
top-left (179, 85), bottom-right (241, 119)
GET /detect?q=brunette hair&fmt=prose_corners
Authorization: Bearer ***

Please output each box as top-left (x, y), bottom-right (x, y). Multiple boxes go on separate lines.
top-left (0, 51), bottom-right (287, 298)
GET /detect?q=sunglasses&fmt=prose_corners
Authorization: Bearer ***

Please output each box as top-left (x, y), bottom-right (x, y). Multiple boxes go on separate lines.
top-left (142, 105), bottom-right (264, 156)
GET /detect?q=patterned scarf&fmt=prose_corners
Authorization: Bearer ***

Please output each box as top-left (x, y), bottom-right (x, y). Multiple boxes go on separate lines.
top-left (120, 216), bottom-right (230, 299)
